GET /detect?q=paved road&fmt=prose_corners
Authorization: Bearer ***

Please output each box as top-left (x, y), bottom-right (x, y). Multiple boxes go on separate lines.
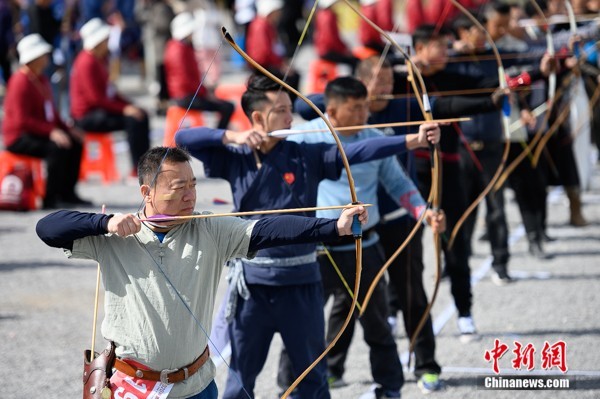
top-left (1, 60), bottom-right (599, 398)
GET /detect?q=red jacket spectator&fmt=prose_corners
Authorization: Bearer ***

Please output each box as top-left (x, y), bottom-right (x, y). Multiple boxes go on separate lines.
top-left (359, 0), bottom-right (393, 50)
top-left (2, 68), bottom-right (69, 147)
top-left (314, 8), bottom-right (351, 58)
top-left (405, 0), bottom-right (484, 33)
top-left (164, 39), bottom-right (206, 99)
top-left (70, 50), bottom-right (129, 119)
top-left (246, 16), bottom-right (284, 69)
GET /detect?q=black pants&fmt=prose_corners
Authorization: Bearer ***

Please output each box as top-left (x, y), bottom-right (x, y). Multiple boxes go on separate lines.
top-left (376, 220), bottom-right (441, 378)
top-left (75, 109), bottom-right (150, 169)
top-left (174, 95), bottom-right (234, 130)
top-left (7, 133), bottom-right (82, 206)
top-left (320, 244), bottom-right (403, 391)
top-left (0, 50), bottom-right (12, 84)
top-left (157, 63), bottom-right (169, 101)
top-left (507, 143), bottom-right (548, 241)
top-left (460, 143), bottom-right (510, 271)
top-left (277, 0), bottom-right (304, 58)
top-left (416, 159), bottom-right (473, 316)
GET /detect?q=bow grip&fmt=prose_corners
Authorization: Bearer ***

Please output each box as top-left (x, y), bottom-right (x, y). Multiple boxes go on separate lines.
top-left (502, 96), bottom-right (511, 118)
top-left (351, 202), bottom-right (362, 238)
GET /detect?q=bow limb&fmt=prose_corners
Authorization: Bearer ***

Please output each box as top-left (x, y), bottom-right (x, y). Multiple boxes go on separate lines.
top-left (339, 0), bottom-right (443, 367)
top-left (404, 60), bottom-right (444, 363)
top-left (340, 0), bottom-right (439, 313)
top-left (530, 0), bottom-right (581, 166)
top-left (446, 0), bottom-right (512, 250)
top-left (494, 0), bottom-right (560, 192)
top-left (219, 28), bottom-right (363, 399)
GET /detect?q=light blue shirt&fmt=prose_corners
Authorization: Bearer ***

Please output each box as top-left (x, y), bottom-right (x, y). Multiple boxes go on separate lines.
top-left (289, 117), bottom-right (427, 249)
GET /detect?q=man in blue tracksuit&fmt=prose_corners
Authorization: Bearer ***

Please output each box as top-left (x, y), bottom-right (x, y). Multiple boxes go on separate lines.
top-left (175, 73), bottom-right (441, 399)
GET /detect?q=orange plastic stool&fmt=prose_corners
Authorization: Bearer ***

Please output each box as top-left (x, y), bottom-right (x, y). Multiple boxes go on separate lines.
top-left (352, 46), bottom-right (379, 60)
top-left (0, 151), bottom-right (45, 209)
top-left (163, 106), bottom-right (205, 147)
top-left (307, 59), bottom-right (338, 94)
top-left (215, 83), bottom-right (252, 131)
top-left (79, 133), bottom-right (120, 184)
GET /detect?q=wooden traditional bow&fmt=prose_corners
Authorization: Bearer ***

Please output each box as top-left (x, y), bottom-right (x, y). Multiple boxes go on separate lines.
top-left (530, 0), bottom-right (582, 166)
top-left (494, 0), bottom-right (564, 191)
top-left (446, 0), bottom-right (513, 250)
top-left (338, 0), bottom-right (444, 368)
top-left (220, 27), bottom-right (365, 399)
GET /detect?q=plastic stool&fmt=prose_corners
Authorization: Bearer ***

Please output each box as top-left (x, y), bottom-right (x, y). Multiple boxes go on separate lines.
top-left (0, 151), bottom-right (45, 209)
top-left (215, 83), bottom-right (252, 131)
top-left (163, 106), bottom-right (204, 147)
top-left (79, 133), bottom-right (120, 184)
top-left (307, 59), bottom-right (338, 94)
top-left (352, 46), bottom-right (379, 60)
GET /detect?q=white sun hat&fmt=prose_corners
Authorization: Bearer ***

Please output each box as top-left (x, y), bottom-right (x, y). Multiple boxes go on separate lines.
top-left (80, 18), bottom-right (111, 50)
top-left (17, 34), bottom-right (52, 65)
top-left (171, 12), bottom-right (196, 41)
top-left (256, 0), bottom-right (284, 17)
top-left (319, 0), bottom-right (338, 9)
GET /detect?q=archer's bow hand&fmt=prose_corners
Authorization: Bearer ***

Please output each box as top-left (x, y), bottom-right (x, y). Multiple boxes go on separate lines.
top-left (412, 123), bottom-right (441, 148)
top-left (491, 87), bottom-right (511, 109)
top-left (107, 213), bottom-right (142, 237)
top-left (425, 209), bottom-right (446, 234)
top-left (337, 204), bottom-right (368, 236)
top-left (540, 52), bottom-right (558, 77)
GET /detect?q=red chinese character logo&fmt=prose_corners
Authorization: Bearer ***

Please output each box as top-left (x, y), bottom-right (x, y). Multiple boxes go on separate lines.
top-left (541, 340), bottom-right (568, 373)
top-left (512, 341), bottom-right (536, 371)
top-left (484, 339), bottom-right (509, 374)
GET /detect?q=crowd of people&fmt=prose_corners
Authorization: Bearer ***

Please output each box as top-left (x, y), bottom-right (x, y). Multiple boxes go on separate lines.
top-left (1, 0), bottom-right (597, 398)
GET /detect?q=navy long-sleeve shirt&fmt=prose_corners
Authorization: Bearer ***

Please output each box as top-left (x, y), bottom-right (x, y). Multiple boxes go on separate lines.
top-left (36, 210), bottom-right (341, 253)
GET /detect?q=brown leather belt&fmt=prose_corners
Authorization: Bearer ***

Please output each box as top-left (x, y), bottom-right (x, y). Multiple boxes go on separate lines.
top-left (114, 346), bottom-right (210, 384)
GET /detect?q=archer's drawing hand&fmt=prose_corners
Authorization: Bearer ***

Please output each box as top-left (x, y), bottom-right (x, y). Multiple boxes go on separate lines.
top-left (107, 213), bottom-right (142, 237)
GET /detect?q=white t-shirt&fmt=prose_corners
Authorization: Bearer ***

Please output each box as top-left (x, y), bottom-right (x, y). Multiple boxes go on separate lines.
top-left (66, 213), bottom-right (255, 398)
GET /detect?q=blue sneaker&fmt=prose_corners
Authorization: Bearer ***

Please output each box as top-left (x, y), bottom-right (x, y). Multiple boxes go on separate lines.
top-left (418, 373), bottom-right (443, 394)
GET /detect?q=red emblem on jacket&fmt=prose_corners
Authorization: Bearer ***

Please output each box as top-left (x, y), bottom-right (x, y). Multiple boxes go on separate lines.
top-left (283, 172), bottom-right (295, 185)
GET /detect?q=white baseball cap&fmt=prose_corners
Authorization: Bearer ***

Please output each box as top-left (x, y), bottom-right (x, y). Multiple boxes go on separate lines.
top-left (80, 18), bottom-right (111, 50)
top-left (171, 12), bottom-right (196, 41)
top-left (17, 34), bottom-right (52, 65)
top-left (256, 0), bottom-right (284, 17)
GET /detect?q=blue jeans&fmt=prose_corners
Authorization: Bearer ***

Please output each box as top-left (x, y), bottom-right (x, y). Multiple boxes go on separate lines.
top-left (187, 380), bottom-right (218, 399)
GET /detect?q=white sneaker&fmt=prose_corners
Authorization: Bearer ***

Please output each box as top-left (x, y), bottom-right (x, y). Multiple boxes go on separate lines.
top-left (358, 384), bottom-right (401, 399)
top-left (491, 269), bottom-right (514, 286)
top-left (457, 316), bottom-right (479, 343)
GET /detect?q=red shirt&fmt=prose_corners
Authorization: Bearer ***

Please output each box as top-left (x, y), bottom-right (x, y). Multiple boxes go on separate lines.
top-left (2, 69), bottom-right (69, 147)
top-left (246, 16), bottom-right (284, 69)
top-left (314, 9), bottom-right (351, 57)
top-left (405, 0), bottom-right (483, 33)
top-left (164, 39), bottom-right (206, 99)
top-left (359, 4), bottom-right (385, 48)
top-left (70, 50), bottom-right (129, 119)
top-left (358, 0), bottom-right (394, 48)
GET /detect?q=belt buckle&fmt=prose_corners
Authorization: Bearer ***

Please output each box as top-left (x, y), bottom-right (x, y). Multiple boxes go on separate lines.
top-left (471, 141), bottom-right (484, 151)
top-left (160, 368), bottom-right (178, 384)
